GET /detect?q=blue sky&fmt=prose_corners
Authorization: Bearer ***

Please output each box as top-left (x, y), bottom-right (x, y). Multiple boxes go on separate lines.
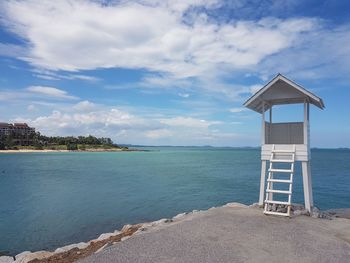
top-left (0, 0), bottom-right (349, 147)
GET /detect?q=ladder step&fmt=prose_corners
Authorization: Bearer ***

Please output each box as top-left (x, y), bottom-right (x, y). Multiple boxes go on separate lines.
top-left (270, 159), bottom-right (294, 163)
top-left (265, 200), bottom-right (290, 205)
top-left (269, 169), bottom-right (293, 173)
top-left (272, 149), bottom-right (295, 153)
top-left (267, 178), bottom-right (292, 183)
top-left (266, 189), bottom-right (291, 194)
top-left (264, 210), bottom-right (290, 217)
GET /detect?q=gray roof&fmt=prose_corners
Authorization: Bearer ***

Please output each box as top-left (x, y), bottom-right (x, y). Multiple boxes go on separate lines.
top-left (243, 74), bottom-right (325, 113)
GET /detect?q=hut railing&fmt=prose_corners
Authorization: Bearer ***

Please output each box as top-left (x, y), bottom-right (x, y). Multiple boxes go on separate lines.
top-left (265, 122), bottom-right (304, 144)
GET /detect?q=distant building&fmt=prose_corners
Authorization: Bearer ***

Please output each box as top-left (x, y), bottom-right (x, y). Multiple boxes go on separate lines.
top-left (0, 123), bottom-right (36, 146)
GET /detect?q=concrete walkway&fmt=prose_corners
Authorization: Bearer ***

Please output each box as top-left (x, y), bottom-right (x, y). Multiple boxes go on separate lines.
top-left (79, 205), bottom-right (350, 263)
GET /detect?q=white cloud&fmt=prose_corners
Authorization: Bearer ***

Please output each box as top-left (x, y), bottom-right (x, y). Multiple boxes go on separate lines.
top-left (178, 93), bottom-right (190, 98)
top-left (229, 107), bottom-right (247, 113)
top-left (13, 104), bottom-right (252, 146)
top-left (1, 0), bottom-right (317, 80)
top-left (27, 104), bottom-right (36, 111)
top-left (73, 100), bottom-right (97, 111)
top-left (26, 86), bottom-right (78, 100)
top-left (257, 24), bottom-right (350, 80)
top-left (145, 128), bottom-right (173, 139)
top-left (0, 43), bottom-right (26, 57)
top-left (160, 116), bottom-right (221, 128)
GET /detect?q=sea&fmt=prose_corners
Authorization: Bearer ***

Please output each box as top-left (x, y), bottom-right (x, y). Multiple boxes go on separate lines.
top-left (0, 147), bottom-right (349, 255)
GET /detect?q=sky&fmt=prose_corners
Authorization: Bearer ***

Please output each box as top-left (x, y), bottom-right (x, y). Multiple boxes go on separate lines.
top-left (0, 0), bottom-right (349, 147)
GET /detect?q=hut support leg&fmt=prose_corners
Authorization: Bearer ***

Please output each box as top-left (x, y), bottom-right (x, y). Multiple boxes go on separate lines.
top-left (259, 160), bottom-right (267, 206)
top-left (307, 162), bottom-right (313, 207)
top-left (302, 161), bottom-right (313, 212)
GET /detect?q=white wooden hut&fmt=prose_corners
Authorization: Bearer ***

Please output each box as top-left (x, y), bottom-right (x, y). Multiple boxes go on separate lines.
top-left (244, 74), bottom-right (324, 216)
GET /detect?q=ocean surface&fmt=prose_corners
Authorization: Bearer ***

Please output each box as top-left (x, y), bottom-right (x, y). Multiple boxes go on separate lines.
top-left (0, 147), bottom-right (349, 255)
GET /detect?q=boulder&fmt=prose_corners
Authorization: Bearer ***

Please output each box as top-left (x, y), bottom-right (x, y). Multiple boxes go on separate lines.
top-left (291, 203), bottom-right (305, 211)
top-left (173, 212), bottom-right (187, 220)
top-left (325, 208), bottom-right (350, 219)
top-left (97, 232), bottom-right (116, 241)
top-left (249, 203), bottom-right (261, 208)
top-left (0, 256), bottom-right (14, 263)
top-left (224, 202), bottom-right (248, 208)
top-left (54, 242), bottom-right (88, 254)
top-left (94, 243), bottom-right (109, 254)
top-left (121, 224), bottom-right (132, 232)
top-left (311, 207), bottom-right (320, 218)
top-left (293, 209), bottom-right (309, 216)
top-left (14, 251), bottom-right (31, 262)
top-left (15, 251), bottom-right (53, 263)
top-left (152, 218), bottom-right (171, 226)
top-left (121, 236), bottom-right (131, 242)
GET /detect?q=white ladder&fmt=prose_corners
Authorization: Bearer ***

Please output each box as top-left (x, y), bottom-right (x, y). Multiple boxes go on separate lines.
top-left (264, 144), bottom-right (296, 217)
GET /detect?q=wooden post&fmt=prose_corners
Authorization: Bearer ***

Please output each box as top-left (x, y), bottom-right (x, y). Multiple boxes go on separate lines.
top-left (259, 160), bottom-right (267, 206)
top-left (262, 102), bottom-right (265, 144)
top-left (307, 162), bottom-right (313, 206)
top-left (303, 101), bottom-right (309, 145)
top-left (302, 161), bottom-right (312, 212)
top-left (303, 101), bottom-right (313, 211)
top-left (259, 101), bottom-right (266, 206)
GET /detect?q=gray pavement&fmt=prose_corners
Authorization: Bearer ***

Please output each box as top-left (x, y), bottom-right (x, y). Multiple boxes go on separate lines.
top-left (80, 205), bottom-right (350, 263)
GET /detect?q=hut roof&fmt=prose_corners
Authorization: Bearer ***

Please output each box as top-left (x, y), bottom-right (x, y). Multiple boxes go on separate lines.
top-left (243, 74), bottom-right (325, 113)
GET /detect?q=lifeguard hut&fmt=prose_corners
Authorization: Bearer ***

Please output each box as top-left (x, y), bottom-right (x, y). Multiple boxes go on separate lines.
top-left (244, 74), bottom-right (324, 216)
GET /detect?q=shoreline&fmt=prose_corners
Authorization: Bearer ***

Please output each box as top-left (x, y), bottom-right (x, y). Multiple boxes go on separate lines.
top-left (0, 149), bottom-right (141, 153)
top-left (1, 203), bottom-right (349, 263)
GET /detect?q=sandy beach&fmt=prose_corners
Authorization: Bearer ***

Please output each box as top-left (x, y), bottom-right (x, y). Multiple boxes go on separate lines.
top-left (0, 149), bottom-right (129, 153)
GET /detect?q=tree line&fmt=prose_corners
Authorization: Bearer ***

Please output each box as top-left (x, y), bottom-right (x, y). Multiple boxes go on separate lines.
top-left (37, 134), bottom-right (113, 146)
top-left (0, 132), bottom-right (116, 150)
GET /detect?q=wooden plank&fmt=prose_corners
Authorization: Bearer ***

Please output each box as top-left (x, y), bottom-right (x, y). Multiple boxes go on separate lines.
top-left (302, 161), bottom-right (311, 212)
top-left (264, 210), bottom-right (290, 217)
top-left (259, 160), bottom-right (267, 206)
top-left (261, 144), bottom-right (309, 161)
top-left (266, 189), bottom-right (291, 194)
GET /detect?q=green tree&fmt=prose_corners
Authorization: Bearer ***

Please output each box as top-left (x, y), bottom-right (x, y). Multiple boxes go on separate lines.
top-left (66, 143), bottom-right (78, 151)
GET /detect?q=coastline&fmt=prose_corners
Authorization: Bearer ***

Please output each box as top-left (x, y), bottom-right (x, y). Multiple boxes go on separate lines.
top-left (1, 203), bottom-right (349, 263)
top-left (0, 149), bottom-right (139, 153)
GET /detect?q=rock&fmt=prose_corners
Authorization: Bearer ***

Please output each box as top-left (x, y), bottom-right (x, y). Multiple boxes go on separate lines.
top-left (121, 224), bottom-right (132, 232)
top-left (133, 229), bottom-right (144, 235)
top-left (271, 204), bottom-right (277, 212)
top-left (319, 212), bottom-right (333, 220)
top-left (152, 218), bottom-right (171, 226)
top-left (311, 207), bottom-right (320, 218)
top-left (54, 242), bottom-right (88, 253)
top-left (15, 251), bottom-right (53, 263)
top-left (173, 212), bottom-right (187, 220)
top-left (276, 205), bottom-right (287, 213)
top-left (325, 208), bottom-right (350, 219)
top-left (97, 232), bottom-right (116, 241)
top-left (14, 251), bottom-right (31, 262)
top-left (121, 236), bottom-right (131, 242)
top-left (293, 209), bottom-right (310, 216)
top-left (249, 203), bottom-right (261, 208)
top-left (94, 243), bottom-right (109, 254)
top-left (291, 203), bottom-right (305, 211)
top-left (224, 202), bottom-right (248, 208)
top-left (0, 256), bottom-right (14, 263)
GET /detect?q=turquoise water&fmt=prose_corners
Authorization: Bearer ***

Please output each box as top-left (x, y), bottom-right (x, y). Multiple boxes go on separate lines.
top-left (0, 147), bottom-right (349, 255)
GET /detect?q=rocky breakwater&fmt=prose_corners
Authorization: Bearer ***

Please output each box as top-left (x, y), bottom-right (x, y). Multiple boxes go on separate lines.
top-left (0, 224), bottom-right (141, 263)
top-left (1, 202), bottom-right (347, 263)
top-left (0, 214), bottom-right (182, 263)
